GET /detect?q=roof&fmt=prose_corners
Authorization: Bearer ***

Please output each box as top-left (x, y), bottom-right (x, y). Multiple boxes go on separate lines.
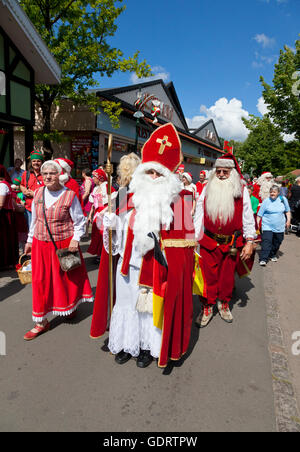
top-left (0, 0), bottom-right (61, 84)
top-left (96, 79), bottom-right (224, 154)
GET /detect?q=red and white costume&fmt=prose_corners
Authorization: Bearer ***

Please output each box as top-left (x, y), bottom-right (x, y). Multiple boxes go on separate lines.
top-left (194, 154), bottom-right (256, 305)
top-left (90, 123), bottom-right (195, 368)
top-left (28, 185), bottom-right (93, 322)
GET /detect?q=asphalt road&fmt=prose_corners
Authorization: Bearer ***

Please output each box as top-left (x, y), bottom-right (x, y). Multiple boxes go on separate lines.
top-left (0, 241), bottom-right (276, 432)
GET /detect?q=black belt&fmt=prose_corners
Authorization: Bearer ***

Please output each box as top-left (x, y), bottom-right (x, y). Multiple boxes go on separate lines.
top-left (204, 228), bottom-right (241, 245)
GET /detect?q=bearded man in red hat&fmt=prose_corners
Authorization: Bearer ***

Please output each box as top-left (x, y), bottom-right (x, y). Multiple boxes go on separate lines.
top-left (194, 154), bottom-right (256, 328)
top-left (55, 158), bottom-right (83, 205)
top-left (92, 123), bottom-right (195, 369)
top-left (254, 171), bottom-right (275, 203)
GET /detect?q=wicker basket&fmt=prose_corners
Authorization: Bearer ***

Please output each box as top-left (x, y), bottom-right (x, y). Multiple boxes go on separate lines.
top-left (17, 254), bottom-right (32, 285)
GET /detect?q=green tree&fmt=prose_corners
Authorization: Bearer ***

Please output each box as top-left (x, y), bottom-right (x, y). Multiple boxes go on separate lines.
top-left (20, 0), bottom-right (152, 156)
top-left (235, 115), bottom-right (287, 176)
top-left (260, 38), bottom-right (300, 141)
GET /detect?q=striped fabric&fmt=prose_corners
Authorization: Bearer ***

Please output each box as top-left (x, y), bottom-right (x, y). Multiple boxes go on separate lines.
top-left (33, 187), bottom-right (75, 242)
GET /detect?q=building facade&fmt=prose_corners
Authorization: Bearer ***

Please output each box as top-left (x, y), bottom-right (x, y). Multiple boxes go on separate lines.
top-left (0, 0), bottom-right (60, 167)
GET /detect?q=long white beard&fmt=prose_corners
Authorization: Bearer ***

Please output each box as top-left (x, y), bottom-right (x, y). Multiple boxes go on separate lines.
top-left (259, 180), bottom-right (273, 201)
top-left (205, 169), bottom-right (243, 225)
top-left (129, 164), bottom-right (182, 256)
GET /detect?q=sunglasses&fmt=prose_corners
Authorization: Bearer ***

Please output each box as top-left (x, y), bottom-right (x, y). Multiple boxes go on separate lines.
top-left (216, 169), bottom-right (231, 176)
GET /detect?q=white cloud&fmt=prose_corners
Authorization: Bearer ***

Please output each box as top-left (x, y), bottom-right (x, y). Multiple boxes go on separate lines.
top-left (186, 97), bottom-right (251, 142)
top-left (254, 33), bottom-right (275, 48)
top-left (257, 96), bottom-right (269, 115)
top-left (257, 96), bottom-right (295, 142)
top-left (130, 66), bottom-right (170, 84)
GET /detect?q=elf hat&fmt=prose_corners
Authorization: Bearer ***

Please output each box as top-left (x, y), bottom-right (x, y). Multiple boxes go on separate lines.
top-left (214, 153), bottom-right (242, 178)
top-left (55, 158), bottom-right (74, 174)
top-left (182, 172), bottom-right (193, 183)
top-left (141, 123), bottom-right (183, 175)
top-left (92, 168), bottom-right (107, 181)
top-left (30, 150), bottom-right (44, 161)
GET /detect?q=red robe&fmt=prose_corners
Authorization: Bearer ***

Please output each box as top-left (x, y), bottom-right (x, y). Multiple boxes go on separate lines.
top-left (90, 190), bottom-right (195, 368)
top-left (199, 196), bottom-right (254, 304)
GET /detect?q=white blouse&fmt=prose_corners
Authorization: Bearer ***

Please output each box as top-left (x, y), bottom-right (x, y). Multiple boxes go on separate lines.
top-left (27, 187), bottom-right (86, 243)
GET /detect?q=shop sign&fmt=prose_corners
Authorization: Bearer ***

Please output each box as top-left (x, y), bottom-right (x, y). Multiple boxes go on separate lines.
top-left (140, 92), bottom-right (174, 122)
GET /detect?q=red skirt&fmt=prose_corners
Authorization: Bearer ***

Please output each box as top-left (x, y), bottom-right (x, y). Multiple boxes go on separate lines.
top-left (31, 237), bottom-right (93, 322)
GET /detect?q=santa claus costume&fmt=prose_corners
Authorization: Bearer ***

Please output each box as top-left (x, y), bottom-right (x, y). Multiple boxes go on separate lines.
top-left (24, 160), bottom-right (93, 335)
top-left (196, 170), bottom-right (207, 198)
top-left (90, 123), bottom-right (196, 369)
top-left (253, 171), bottom-right (275, 203)
top-left (194, 154), bottom-right (256, 327)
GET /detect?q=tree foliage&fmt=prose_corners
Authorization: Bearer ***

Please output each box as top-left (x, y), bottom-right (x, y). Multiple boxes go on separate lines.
top-left (20, 0), bottom-right (152, 155)
top-left (260, 38), bottom-right (300, 141)
top-left (234, 115), bottom-right (287, 176)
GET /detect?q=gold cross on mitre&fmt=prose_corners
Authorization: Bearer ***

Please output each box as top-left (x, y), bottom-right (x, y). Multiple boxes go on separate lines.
top-left (156, 135), bottom-right (172, 155)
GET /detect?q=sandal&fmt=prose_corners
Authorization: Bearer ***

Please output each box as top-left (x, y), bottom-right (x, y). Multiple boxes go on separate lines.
top-left (24, 322), bottom-right (50, 341)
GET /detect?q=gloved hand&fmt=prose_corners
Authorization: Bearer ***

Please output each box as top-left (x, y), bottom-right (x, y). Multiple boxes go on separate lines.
top-left (103, 212), bottom-right (118, 229)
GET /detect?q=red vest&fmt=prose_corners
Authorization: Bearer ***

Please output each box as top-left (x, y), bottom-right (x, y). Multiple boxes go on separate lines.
top-left (33, 187), bottom-right (76, 242)
top-left (200, 196), bottom-right (244, 250)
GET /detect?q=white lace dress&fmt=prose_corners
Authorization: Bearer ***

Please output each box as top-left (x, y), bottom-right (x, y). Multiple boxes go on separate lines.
top-left (103, 210), bottom-right (162, 358)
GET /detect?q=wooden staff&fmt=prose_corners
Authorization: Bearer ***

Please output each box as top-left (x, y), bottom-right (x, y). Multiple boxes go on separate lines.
top-left (106, 134), bottom-right (114, 315)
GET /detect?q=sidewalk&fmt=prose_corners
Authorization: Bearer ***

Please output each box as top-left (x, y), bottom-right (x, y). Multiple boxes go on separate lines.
top-left (262, 233), bottom-right (300, 431)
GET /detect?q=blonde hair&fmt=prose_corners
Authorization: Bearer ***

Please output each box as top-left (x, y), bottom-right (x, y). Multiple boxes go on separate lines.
top-left (117, 153), bottom-right (141, 187)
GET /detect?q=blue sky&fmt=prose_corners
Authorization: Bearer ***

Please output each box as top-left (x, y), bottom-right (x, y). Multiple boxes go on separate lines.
top-left (97, 0), bottom-right (300, 141)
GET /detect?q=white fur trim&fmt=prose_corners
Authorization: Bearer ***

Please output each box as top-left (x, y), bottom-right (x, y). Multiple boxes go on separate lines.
top-left (214, 158), bottom-right (235, 168)
top-left (41, 160), bottom-right (61, 174)
top-left (182, 172), bottom-right (192, 183)
top-left (136, 161), bottom-right (173, 178)
top-left (32, 296), bottom-right (94, 323)
top-left (56, 158), bottom-right (71, 174)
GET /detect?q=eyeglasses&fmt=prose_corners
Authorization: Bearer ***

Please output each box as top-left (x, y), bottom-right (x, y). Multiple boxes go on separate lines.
top-left (216, 169), bottom-right (231, 176)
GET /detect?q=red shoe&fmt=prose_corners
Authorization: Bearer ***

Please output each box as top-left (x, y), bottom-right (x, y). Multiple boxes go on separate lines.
top-left (24, 322), bottom-right (50, 341)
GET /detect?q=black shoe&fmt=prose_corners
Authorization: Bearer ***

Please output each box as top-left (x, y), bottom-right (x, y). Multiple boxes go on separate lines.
top-left (115, 350), bottom-right (131, 365)
top-left (136, 350), bottom-right (153, 368)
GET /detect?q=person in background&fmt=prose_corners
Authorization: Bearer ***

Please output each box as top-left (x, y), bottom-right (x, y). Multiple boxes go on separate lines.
top-left (8, 158), bottom-right (25, 182)
top-left (11, 177), bottom-right (28, 253)
top-left (257, 185), bottom-right (291, 266)
top-left (55, 158), bottom-right (83, 207)
top-left (80, 168), bottom-right (94, 216)
top-left (20, 150), bottom-right (44, 228)
top-left (279, 181), bottom-right (288, 198)
top-left (87, 168), bottom-right (116, 263)
top-left (0, 165), bottom-right (19, 270)
top-left (196, 170), bottom-right (207, 198)
top-left (182, 172), bottom-right (197, 216)
top-left (248, 185), bottom-right (259, 216)
top-left (288, 176), bottom-right (300, 237)
top-left (23, 160), bottom-right (93, 340)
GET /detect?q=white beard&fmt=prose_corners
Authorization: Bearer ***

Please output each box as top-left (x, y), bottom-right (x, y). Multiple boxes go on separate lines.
top-left (205, 169), bottom-right (243, 225)
top-left (129, 163), bottom-right (182, 256)
top-left (259, 180), bottom-right (274, 201)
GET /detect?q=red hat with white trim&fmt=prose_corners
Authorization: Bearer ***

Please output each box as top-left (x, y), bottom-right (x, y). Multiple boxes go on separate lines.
top-left (92, 168), bottom-right (107, 181)
top-left (141, 123), bottom-right (183, 174)
top-left (182, 172), bottom-right (193, 183)
top-left (55, 158), bottom-right (74, 174)
top-left (214, 153), bottom-right (243, 178)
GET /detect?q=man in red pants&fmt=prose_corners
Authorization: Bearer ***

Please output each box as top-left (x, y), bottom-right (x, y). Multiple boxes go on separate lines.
top-left (194, 153), bottom-right (256, 327)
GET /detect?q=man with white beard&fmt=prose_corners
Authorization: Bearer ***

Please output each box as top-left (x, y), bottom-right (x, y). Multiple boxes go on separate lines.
top-left (194, 153), bottom-right (256, 328)
top-left (99, 123), bottom-right (195, 369)
top-left (256, 171), bottom-right (275, 203)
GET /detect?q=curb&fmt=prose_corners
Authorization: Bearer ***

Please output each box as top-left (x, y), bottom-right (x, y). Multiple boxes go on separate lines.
top-left (264, 264), bottom-right (300, 432)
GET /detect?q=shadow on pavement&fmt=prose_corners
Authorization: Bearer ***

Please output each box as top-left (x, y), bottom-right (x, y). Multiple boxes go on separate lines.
top-left (0, 270), bottom-right (25, 302)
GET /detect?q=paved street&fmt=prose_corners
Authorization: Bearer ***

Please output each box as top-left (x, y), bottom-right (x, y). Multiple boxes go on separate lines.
top-left (0, 236), bottom-right (299, 432)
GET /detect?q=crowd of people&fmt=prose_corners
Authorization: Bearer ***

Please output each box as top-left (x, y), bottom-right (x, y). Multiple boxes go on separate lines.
top-left (1, 125), bottom-right (300, 370)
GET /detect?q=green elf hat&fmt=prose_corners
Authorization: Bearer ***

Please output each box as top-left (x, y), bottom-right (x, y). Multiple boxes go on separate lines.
top-left (29, 150), bottom-right (44, 161)
top-left (13, 176), bottom-right (21, 186)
